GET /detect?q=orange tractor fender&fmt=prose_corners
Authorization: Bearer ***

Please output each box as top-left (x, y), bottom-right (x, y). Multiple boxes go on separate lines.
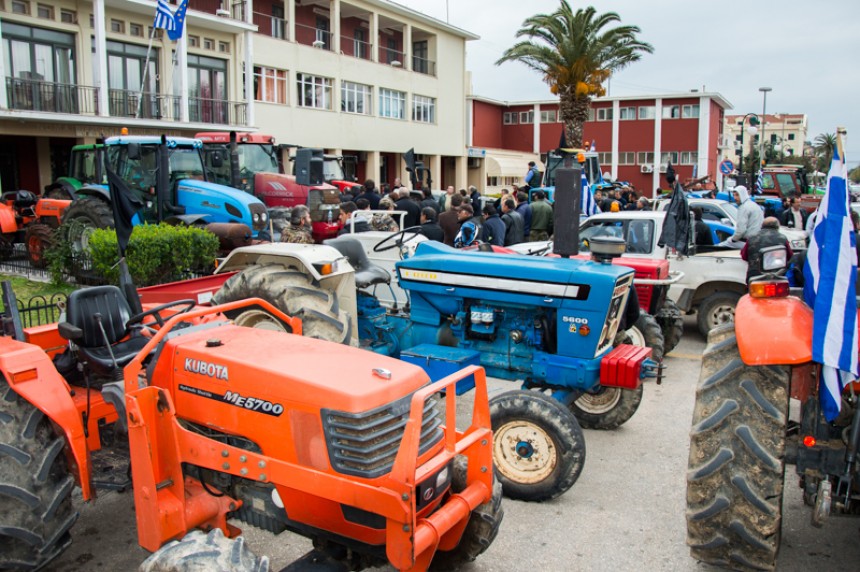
top-left (734, 294), bottom-right (813, 366)
top-left (0, 336), bottom-right (94, 500)
top-left (0, 205), bottom-right (17, 233)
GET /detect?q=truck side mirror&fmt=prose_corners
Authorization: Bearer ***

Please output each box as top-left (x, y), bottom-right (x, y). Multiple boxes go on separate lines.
top-left (296, 148), bottom-right (324, 186)
top-left (210, 150), bottom-right (224, 168)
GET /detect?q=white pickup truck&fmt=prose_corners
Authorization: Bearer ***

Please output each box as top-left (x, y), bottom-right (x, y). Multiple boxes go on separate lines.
top-left (513, 211), bottom-right (751, 337)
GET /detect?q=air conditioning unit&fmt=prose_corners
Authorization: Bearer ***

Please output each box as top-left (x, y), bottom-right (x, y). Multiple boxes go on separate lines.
top-left (659, 164), bottom-right (668, 173)
top-left (215, 9), bottom-right (230, 17)
top-left (640, 164), bottom-right (653, 173)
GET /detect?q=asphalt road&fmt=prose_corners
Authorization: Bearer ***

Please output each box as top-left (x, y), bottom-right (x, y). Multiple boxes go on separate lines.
top-left (51, 317), bottom-right (860, 571)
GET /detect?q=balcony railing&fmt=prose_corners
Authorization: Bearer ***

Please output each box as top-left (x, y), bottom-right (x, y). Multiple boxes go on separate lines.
top-left (108, 89), bottom-right (182, 121)
top-left (6, 77), bottom-right (97, 114)
top-left (379, 46), bottom-right (406, 67)
top-left (253, 11), bottom-right (288, 40)
top-left (412, 56), bottom-right (436, 77)
top-left (189, 97), bottom-right (246, 125)
top-left (296, 22), bottom-right (331, 50)
top-left (341, 36), bottom-right (371, 60)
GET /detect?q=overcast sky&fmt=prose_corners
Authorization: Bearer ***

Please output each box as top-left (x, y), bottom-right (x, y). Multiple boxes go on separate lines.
top-left (395, 0), bottom-right (860, 166)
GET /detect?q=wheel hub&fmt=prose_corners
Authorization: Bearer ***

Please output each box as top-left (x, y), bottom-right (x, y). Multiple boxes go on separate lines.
top-left (494, 420), bottom-right (557, 484)
top-left (574, 387), bottom-right (622, 415)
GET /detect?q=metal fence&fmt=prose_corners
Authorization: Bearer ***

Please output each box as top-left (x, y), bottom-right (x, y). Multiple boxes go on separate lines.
top-left (11, 292), bottom-right (68, 328)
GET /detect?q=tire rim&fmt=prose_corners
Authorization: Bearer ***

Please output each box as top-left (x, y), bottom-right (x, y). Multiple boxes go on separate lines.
top-left (575, 387), bottom-right (622, 415)
top-left (627, 325), bottom-right (645, 347)
top-left (707, 303), bottom-right (736, 328)
top-left (68, 220), bottom-right (96, 253)
top-left (232, 309), bottom-right (289, 332)
top-left (493, 420), bottom-right (557, 484)
top-left (28, 236), bottom-right (43, 263)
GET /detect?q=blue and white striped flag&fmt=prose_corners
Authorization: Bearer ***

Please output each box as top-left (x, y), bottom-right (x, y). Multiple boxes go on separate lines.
top-left (581, 171), bottom-right (600, 216)
top-left (754, 170), bottom-right (763, 195)
top-left (153, 0), bottom-right (176, 32)
top-left (803, 144), bottom-right (858, 422)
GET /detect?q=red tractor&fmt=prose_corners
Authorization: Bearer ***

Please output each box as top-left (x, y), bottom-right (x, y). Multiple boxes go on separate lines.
top-left (0, 280), bottom-right (502, 571)
top-left (196, 132), bottom-right (353, 242)
top-left (0, 190), bottom-right (70, 267)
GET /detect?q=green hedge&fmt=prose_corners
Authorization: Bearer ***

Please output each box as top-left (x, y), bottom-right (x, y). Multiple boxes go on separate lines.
top-left (49, 223), bottom-right (219, 287)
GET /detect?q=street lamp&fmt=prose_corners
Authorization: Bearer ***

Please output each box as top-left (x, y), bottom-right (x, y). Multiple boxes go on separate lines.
top-left (759, 87), bottom-right (772, 165)
top-left (737, 113), bottom-right (760, 186)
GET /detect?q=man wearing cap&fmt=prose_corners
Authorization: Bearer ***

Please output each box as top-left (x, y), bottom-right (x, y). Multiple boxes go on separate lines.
top-left (731, 185), bottom-right (764, 243)
top-left (741, 217), bottom-right (792, 283)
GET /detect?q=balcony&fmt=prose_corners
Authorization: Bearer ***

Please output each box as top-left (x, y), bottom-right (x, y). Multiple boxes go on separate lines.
top-left (5, 77), bottom-right (96, 114)
top-left (296, 22), bottom-right (331, 50)
top-left (379, 46), bottom-right (406, 68)
top-left (412, 55), bottom-right (436, 77)
top-left (189, 97), bottom-right (247, 125)
top-left (253, 11), bottom-right (288, 40)
top-left (108, 90), bottom-right (181, 121)
top-left (341, 35), bottom-right (371, 60)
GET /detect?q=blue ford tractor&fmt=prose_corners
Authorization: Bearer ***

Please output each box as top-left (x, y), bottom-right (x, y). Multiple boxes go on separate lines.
top-left (60, 135), bottom-right (269, 253)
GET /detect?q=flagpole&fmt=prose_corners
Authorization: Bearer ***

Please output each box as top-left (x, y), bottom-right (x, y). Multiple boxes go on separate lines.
top-left (136, 25), bottom-right (158, 119)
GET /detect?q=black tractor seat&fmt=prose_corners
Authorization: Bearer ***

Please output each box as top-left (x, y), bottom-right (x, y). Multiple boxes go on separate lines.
top-left (324, 237), bottom-right (391, 289)
top-left (3, 189), bottom-right (38, 210)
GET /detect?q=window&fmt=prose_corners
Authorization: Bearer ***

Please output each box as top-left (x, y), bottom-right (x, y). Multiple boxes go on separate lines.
top-left (341, 81), bottom-right (371, 114)
top-left (519, 111), bottom-right (533, 124)
top-left (660, 152), bottom-right (679, 166)
top-left (3, 24), bottom-right (76, 111)
top-left (662, 105), bottom-right (680, 119)
top-left (618, 152), bottom-right (636, 165)
top-left (270, 4), bottom-right (286, 40)
top-left (188, 35), bottom-right (200, 48)
top-left (540, 110), bottom-right (557, 123)
top-left (130, 23), bottom-right (143, 37)
top-left (353, 29), bottom-right (367, 59)
top-left (788, 133), bottom-right (795, 141)
top-left (186, 54), bottom-right (229, 123)
top-left (148, 27), bottom-right (163, 40)
top-left (596, 107), bottom-right (613, 121)
top-left (110, 19), bottom-right (124, 34)
top-left (680, 151), bottom-right (698, 165)
top-left (503, 112), bottom-right (518, 125)
top-left (598, 152), bottom-right (612, 165)
top-left (316, 16), bottom-right (330, 50)
top-left (385, 38), bottom-right (399, 64)
top-left (254, 66), bottom-right (287, 104)
top-left (626, 220), bottom-right (654, 254)
top-left (102, 40), bottom-right (159, 117)
top-left (218, 41), bottom-right (230, 54)
top-left (638, 106), bottom-right (655, 119)
top-left (638, 152), bottom-right (654, 165)
top-left (203, 38), bottom-right (214, 50)
top-left (379, 88), bottom-right (405, 119)
top-left (619, 107), bottom-right (636, 120)
top-left (297, 73), bottom-right (333, 110)
top-left (413, 95), bottom-right (435, 123)
top-left (412, 40), bottom-right (429, 74)
top-left (60, 9), bottom-right (76, 23)
top-left (682, 104), bottom-right (700, 118)
top-left (11, 1), bottom-right (29, 15)
top-left (36, 3), bottom-right (52, 19)
top-left (586, 108), bottom-right (595, 121)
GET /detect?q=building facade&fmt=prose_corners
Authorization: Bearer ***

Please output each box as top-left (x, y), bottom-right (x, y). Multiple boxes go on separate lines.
top-left (721, 113), bottom-right (808, 165)
top-left (468, 92), bottom-right (732, 197)
top-left (0, 0), bottom-right (476, 194)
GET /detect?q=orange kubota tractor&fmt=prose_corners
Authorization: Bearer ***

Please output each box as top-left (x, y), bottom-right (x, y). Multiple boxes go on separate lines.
top-left (0, 190), bottom-right (70, 267)
top-left (0, 281), bottom-right (501, 571)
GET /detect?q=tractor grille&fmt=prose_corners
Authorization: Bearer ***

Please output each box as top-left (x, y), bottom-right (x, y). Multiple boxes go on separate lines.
top-left (322, 393), bottom-right (443, 479)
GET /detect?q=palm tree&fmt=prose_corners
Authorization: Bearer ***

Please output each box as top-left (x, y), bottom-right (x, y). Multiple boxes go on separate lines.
top-left (496, 2), bottom-right (653, 149)
top-left (814, 132), bottom-right (837, 170)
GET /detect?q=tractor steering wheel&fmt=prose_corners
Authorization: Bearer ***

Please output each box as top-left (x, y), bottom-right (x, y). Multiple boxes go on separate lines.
top-left (127, 299), bottom-right (196, 330)
top-left (373, 226), bottom-right (423, 253)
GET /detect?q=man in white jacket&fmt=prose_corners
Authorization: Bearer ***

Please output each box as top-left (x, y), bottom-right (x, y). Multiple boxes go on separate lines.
top-left (731, 185), bottom-right (764, 243)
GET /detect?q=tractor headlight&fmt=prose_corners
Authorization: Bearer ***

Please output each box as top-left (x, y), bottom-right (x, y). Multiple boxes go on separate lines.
top-left (261, 212), bottom-right (269, 222)
top-left (435, 465), bottom-right (450, 490)
top-left (252, 212), bottom-right (261, 224)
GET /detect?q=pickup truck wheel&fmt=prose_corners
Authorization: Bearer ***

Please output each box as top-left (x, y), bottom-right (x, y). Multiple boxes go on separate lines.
top-left (696, 292), bottom-right (740, 337)
top-left (627, 313), bottom-right (664, 362)
top-left (656, 299), bottom-right (684, 354)
top-left (212, 264), bottom-right (352, 345)
top-left (686, 324), bottom-right (788, 570)
top-left (490, 390), bottom-right (585, 502)
top-left (569, 384), bottom-right (644, 430)
top-left (0, 376), bottom-right (78, 571)
top-left (429, 457), bottom-right (504, 570)
top-left (139, 529), bottom-right (269, 572)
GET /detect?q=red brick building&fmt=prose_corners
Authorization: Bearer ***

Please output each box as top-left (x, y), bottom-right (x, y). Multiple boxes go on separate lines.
top-left (467, 92), bottom-right (732, 197)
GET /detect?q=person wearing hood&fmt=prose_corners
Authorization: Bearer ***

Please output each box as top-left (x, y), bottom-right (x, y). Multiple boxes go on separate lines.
top-left (731, 185), bottom-right (764, 243)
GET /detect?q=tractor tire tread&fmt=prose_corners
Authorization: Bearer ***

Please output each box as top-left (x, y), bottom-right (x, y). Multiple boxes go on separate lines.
top-left (655, 298), bottom-right (684, 354)
top-left (139, 529), bottom-right (270, 572)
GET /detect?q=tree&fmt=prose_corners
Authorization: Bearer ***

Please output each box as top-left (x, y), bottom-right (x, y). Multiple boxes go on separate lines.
top-left (496, 2), bottom-right (653, 149)
top-left (814, 132), bottom-right (837, 171)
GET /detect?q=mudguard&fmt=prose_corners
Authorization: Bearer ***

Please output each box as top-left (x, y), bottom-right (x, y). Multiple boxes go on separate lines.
top-left (735, 294), bottom-right (813, 365)
top-left (75, 184), bottom-right (111, 202)
top-left (0, 205), bottom-right (17, 233)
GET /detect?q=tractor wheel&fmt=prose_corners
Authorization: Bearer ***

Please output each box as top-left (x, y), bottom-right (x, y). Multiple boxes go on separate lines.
top-left (61, 198), bottom-right (114, 253)
top-left (0, 376), bottom-right (78, 571)
top-left (568, 384), bottom-right (644, 430)
top-left (139, 529), bottom-right (269, 572)
top-left (212, 264), bottom-right (352, 345)
top-left (655, 298), bottom-right (685, 355)
top-left (429, 456), bottom-right (503, 571)
top-left (489, 390), bottom-right (585, 502)
top-left (626, 312), bottom-right (664, 362)
top-left (696, 291), bottom-right (741, 338)
top-left (0, 233), bottom-right (14, 260)
top-left (44, 185), bottom-right (72, 201)
top-left (686, 324), bottom-right (789, 570)
top-left (25, 224), bottom-right (55, 269)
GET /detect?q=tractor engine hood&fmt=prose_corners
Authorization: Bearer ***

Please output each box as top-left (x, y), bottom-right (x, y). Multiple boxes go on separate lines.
top-left (176, 179), bottom-right (268, 232)
top-left (254, 173), bottom-right (339, 208)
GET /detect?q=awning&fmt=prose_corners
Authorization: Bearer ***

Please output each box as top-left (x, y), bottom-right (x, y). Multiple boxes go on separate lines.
top-left (485, 153), bottom-right (543, 178)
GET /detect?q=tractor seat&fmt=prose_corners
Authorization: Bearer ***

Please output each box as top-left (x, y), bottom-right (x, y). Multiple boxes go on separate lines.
top-left (59, 285), bottom-right (149, 380)
top-left (323, 237), bottom-right (391, 289)
top-left (3, 190), bottom-right (37, 209)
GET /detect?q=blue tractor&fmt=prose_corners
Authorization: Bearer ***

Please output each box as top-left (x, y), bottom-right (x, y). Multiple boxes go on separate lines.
top-left (530, 147), bottom-right (613, 203)
top-left (60, 135), bottom-right (269, 252)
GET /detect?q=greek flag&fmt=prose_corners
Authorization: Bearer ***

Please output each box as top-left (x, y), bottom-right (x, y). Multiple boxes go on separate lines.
top-left (803, 145), bottom-right (858, 422)
top-left (153, 0), bottom-right (176, 33)
top-left (581, 171), bottom-right (600, 216)
top-left (754, 170), bottom-right (763, 195)
top-left (167, 0), bottom-right (190, 41)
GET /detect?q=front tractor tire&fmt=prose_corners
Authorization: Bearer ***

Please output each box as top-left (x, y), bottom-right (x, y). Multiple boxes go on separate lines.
top-left (139, 529), bottom-right (269, 572)
top-left (25, 224), bottom-right (55, 269)
top-left (0, 376), bottom-right (78, 571)
top-left (61, 197), bottom-right (115, 253)
top-left (212, 264), bottom-right (352, 345)
top-left (568, 384), bottom-right (644, 430)
top-left (686, 324), bottom-right (789, 570)
top-left (489, 390), bottom-right (585, 502)
top-left (655, 298), bottom-right (685, 354)
top-left (627, 312), bottom-right (665, 362)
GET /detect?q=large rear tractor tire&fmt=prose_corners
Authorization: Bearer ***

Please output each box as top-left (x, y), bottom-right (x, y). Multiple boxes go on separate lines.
top-left (429, 457), bottom-right (504, 570)
top-left (568, 385), bottom-right (644, 430)
top-left (626, 312), bottom-right (665, 362)
top-left (0, 233), bottom-right (14, 260)
top-left (139, 528), bottom-right (269, 572)
top-left (25, 224), bottom-right (55, 269)
top-left (61, 197), bottom-right (115, 254)
top-left (490, 390), bottom-right (585, 502)
top-left (0, 376), bottom-right (78, 571)
top-left (655, 298), bottom-right (684, 354)
top-left (686, 324), bottom-right (789, 570)
top-left (696, 292), bottom-right (741, 338)
top-left (212, 264), bottom-right (352, 345)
